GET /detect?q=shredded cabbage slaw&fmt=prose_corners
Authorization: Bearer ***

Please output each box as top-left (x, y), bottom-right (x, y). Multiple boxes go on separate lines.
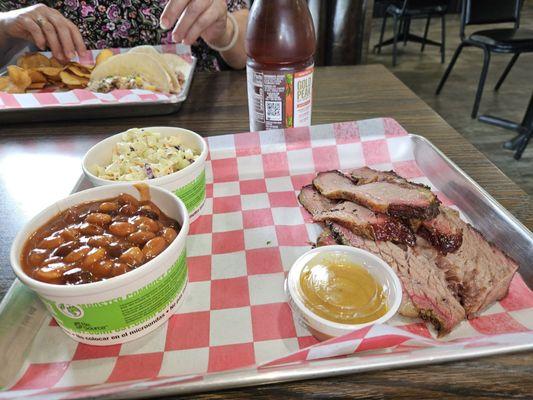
top-left (94, 128), bottom-right (199, 181)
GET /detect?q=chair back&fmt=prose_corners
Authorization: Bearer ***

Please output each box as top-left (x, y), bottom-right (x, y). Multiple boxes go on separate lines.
top-left (460, 0), bottom-right (522, 38)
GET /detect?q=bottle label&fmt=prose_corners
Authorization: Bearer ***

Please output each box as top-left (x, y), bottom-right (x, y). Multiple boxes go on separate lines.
top-left (247, 65), bottom-right (314, 131)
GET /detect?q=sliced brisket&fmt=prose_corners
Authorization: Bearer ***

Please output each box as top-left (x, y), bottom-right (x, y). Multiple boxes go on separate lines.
top-left (316, 227), bottom-right (338, 247)
top-left (314, 201), bottom-right (415, 246)
top-left (415, 236), bottom-right (464, 302)
top-left (329, 223), bottom-right (466, 334)
top-left (440, 222), bottom-right (519, 318)
top-left (304, 167), bottom-right (519, 331)
top-left (348, 168), bottom-right (462, 252)
top-left (299, 185), bottom-right (415, 246)
top-left (416, 219), bottom-right (518, 318)
top-left (313, 171), bottom-right (440, 220)
top-left (418, 206), bottom-right (464, 254)
top-left (347, 167), bottom-right (408, 185)
top-left (298, 185), bottom-right (338, 216)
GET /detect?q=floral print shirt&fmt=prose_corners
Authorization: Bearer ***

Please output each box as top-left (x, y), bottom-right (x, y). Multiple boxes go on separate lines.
top-left (1, 0), bottom-right (247, 71)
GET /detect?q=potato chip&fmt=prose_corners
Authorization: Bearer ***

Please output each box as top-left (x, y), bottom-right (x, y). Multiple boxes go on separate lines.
top-left (28, 82), bottom-right (47, 90)
top-left (67, 64), bottom-right (92, 78)
top-left (0, 77), bottom-right (24, 93)
top-left (2, 52), bottom-right (95, 93)
top-left (36, 67), bottom-right (63, 76)
top-left (7, 65), bottom-right (32, 91)
top-left (28, 69), bottom-right (47, 84)
top-left (17, 52), bottom-right (50, 69)
top-left (96, 49), bottom-right (114, 65)
top-left (49, 57), bottom-right (64, 68)
top-left (59, 71), bottom-right (88, 86)
top-left (0, 77), bottom-right (11, 91)
top-left (5, 85), bottom-right (25, 94)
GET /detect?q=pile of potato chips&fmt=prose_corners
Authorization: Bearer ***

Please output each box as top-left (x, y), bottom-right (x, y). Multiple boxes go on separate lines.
top-left (0, 50), bottom-right (113, 94)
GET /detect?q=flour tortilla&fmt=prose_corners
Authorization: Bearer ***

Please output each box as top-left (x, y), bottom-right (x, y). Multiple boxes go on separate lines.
top-left (129, 46), bottom-right (180, 93)
top-left (89, 53), bottom-right (171, 93)
top-left (162, 53), bottom-right (190, 80)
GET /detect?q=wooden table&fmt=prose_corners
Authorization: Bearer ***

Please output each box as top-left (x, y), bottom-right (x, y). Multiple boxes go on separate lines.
top-left (0, 65), bottom-right (531, 398)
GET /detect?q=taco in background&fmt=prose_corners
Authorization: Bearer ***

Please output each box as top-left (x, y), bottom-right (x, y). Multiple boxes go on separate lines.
top-left (129, 46), bottom-right (181, 93)
top-left (88, 53), bottom-right (172, 93)
top-left (162, 53), bottom-right (190, 86)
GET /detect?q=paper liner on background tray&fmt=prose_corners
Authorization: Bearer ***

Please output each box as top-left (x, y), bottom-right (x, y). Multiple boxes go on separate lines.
top-left (0, 44), bottom-right (192, 110)
top-left (1, 118), bottom-right (531, 399)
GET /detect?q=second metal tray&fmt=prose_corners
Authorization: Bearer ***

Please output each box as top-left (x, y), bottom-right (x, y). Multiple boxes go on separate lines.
top-left (0, 58), bottom-right (196, 124)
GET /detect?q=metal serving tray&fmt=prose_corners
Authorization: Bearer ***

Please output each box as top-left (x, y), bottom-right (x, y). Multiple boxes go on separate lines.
top-left (0, 59), bottom-right (196, 125)
top-left (105, 133), bottom-right (533, 399)
top-left (0, 129), bottom-right (531, 399)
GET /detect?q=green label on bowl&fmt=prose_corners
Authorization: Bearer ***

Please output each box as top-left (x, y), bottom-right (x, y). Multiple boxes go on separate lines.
top-left (175, 169), bottom-right (206, 213)
top-left (44, 250), bottom-right (187, 337)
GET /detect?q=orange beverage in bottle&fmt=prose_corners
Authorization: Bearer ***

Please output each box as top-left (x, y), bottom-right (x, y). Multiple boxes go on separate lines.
top-left (245, 0), bottom-right (316, 131)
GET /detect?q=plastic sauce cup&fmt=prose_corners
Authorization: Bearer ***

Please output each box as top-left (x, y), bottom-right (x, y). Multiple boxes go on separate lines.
top-left (287, 245), bottom-right (402, 341)
top-left (82, 126), bottom-right (208, 221)
top-left (10, 184), bottom-right (189, 345)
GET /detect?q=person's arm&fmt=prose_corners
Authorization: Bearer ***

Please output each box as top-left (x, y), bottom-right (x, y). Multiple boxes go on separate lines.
top-left (211, 9), bottom-right (247, 69)
top-left (160, 0), bottom-right (248, 70)
top-left (0, 4), bottom-right (86, 63)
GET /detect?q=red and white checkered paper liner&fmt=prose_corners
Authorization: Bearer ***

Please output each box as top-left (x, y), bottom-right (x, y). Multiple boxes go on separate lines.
top-left (0, 44), bottom-right (193, 110)
top-left (2, 118), bottom-right (532, 399)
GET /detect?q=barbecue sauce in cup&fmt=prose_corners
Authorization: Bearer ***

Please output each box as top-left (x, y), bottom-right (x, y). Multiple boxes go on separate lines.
top-left (299, 253), bottom-right (388, 324)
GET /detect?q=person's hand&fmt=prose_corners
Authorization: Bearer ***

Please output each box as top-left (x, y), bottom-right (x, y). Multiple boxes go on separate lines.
top-left (160, 0), bottom-right (231, 48)
top-left (0, 4), bottom-right (86, 62)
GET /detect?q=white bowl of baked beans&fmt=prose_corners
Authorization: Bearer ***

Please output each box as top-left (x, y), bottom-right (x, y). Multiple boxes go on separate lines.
top-left (10, 183), bottom-right (189, 345)
top-left (82, 126), bottom-right (208, 221)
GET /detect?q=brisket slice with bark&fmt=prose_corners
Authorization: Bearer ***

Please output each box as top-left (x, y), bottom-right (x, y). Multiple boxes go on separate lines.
top-left (298, 185), bottom-right (338, 216)
top-left (440, 222), bottom-right (519, 318)
top-left (299, 185), bottom-right (415, 246)
top-left (347, 167), bottom-right (409, 185)
top-left (313, 171), bottom-right (440, 220)
top-left (418, 206), bottom-right (464, 254)
top-left (415, 206), bottom-right (518, 317)
top-left (315, 201), bottom-right (416, 247)
top-left (415, 236), bottom-right (464, 302)
top-left (329, 223), bottom-right (466, 334)
top-left (347, 168), bottom-right (463, 253)
top-left (347, 167), bottom-right (436, 194)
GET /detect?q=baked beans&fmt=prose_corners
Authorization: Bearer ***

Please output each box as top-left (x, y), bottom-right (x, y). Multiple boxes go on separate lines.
top-left (21, 193), bottom-right (180, 285)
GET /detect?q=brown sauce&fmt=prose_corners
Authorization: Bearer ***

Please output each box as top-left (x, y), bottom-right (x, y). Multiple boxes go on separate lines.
top-left (21, 190), bottom-right (180, 285)
top-left (299, 253), bottom-right (388, 324)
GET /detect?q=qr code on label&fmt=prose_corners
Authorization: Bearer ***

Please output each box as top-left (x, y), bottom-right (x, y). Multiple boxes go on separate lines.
top-left (265, 101), bottom-right (282, 122)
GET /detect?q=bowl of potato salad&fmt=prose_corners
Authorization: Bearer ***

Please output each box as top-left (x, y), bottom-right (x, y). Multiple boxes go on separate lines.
top-left (83, 127), bottom-right (207, 219)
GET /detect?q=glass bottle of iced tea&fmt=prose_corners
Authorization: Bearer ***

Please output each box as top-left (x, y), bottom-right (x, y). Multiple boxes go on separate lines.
top-left (245, 0), bottom-right (316, 131)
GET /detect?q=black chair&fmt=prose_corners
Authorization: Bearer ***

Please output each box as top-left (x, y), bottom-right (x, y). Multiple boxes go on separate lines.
top-left (374, 0), bottom-right (448, 66)
top-left (436, 0), bottom-right (533, 119)
top-left (479, 92), bottom-right (533, 160)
